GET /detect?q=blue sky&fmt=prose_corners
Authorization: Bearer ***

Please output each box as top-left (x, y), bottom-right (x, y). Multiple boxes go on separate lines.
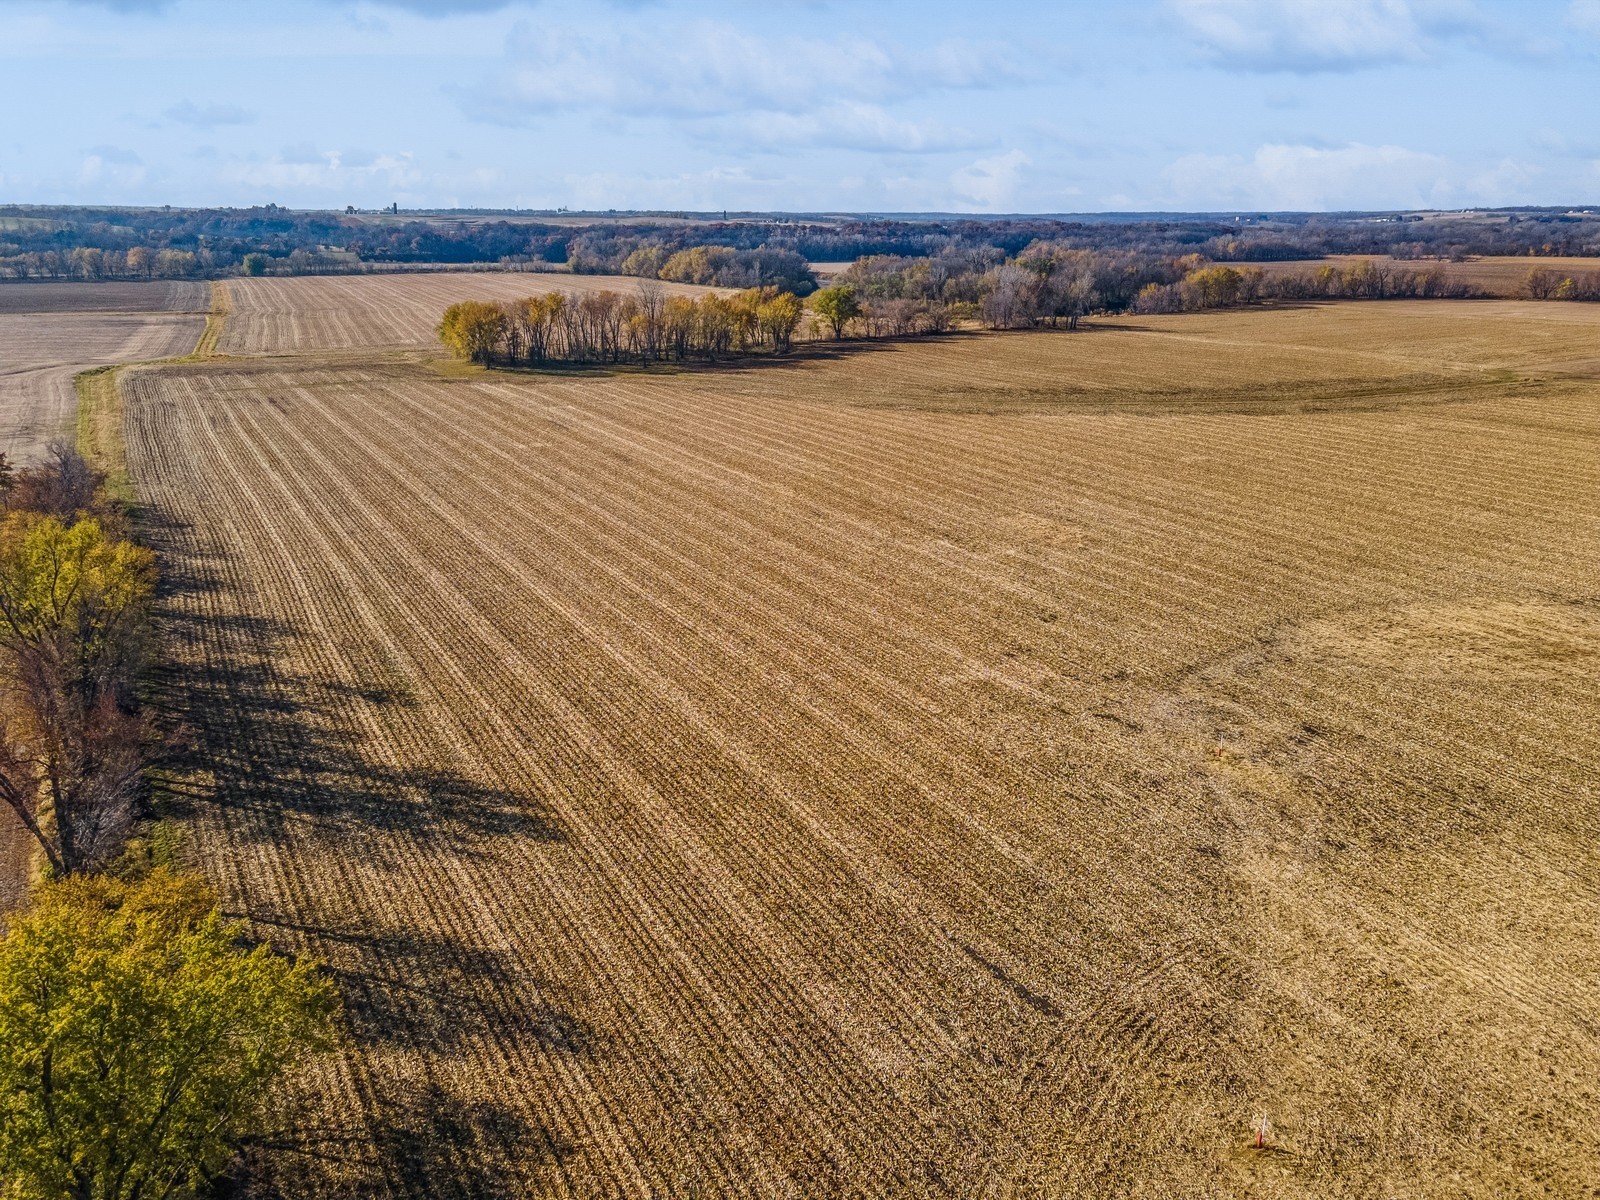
top-left (2, 0), bottom-right (1598, 213)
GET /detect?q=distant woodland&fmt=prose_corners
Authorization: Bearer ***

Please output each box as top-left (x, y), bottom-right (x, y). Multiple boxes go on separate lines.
top-left (3, 204), bottom-right (1600, 284)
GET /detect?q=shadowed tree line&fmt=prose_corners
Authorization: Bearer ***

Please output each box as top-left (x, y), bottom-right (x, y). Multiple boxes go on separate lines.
top-left (0, 448), bottom-right (339, 1200)
top-left (1132, 259), bottom-right (1479, 313)
top-left (135, 497), bottom-right (581, 1199)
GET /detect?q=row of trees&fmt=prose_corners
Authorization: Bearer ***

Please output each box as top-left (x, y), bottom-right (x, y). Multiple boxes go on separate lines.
top-left (0, 246), bottom-right (202, 281)
top-left (0, 445), bottom-right (155, 877)
top-left (0, 205), bottom-right (573, 276)
top-left (1523, 267), bottom-right (1600, 301)
top-left (437, 242), bottom-right (1600, 364)
top-left (0, 442), bottom-right (338, 1200)
top-left (7, 204), bottom-right (1600, 284)
top-left (586, 242), bottom-right (815, 294)
top-left (439, 285), bottom-right (805, 366)
top-left (1132, 260), bottom-right (1479, 313)
top-left (826, 245), bottom-right (1186, 332)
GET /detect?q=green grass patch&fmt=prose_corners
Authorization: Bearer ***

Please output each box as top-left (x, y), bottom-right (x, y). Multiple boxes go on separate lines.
top-left (74, 365), bottom-right (134, 504)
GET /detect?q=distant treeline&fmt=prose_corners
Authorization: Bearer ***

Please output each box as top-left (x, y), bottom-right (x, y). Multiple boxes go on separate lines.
top-left (595, 242), bottom-right (816, 295)
top-left (830, 246), bottom-right (1182, 331)
top-left (0, 206), bottom-right (570, 279)
top-left (564, 211), bottom-right (1600, 268)
top-left (1133, 260), bottom-right (1478, 313)
top-left (5, 204), bottom-right (1600, 282)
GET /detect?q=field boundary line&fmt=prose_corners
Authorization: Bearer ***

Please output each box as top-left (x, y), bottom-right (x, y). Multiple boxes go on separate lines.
top-left (73, 365), bottom-right (134, 502)
top-left (189, 280), bottom-right (230, 360)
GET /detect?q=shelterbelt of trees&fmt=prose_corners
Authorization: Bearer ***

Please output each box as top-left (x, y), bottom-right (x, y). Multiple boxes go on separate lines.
top-left (0, 444), bottom-right (335, 1200)
top-left (440, 239), bottom-right (1600, 369)
top-left (439, 286), bottom-right (806, 366)
top-left (6, 203), bottom-right (1600, 282)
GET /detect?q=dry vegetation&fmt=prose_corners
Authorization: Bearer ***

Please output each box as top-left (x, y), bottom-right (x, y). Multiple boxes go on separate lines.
top-left (218, 272), bottom-right (719, 355)
top-left (111, 287), bottom-right (1600, 1198)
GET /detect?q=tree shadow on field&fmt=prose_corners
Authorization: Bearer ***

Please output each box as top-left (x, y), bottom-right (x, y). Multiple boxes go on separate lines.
top-left (234, 1079), bottom-right (575, 1200)
top-left (136, 507), bottom-right (585, 1199)
top-left (141, 514), bottom-right (566, 860)
top-left (243, 911), bottom-right (593, 1058)
top-left (367, 1081), bottom-right (574, 1200)
top-left (479, 328), bottom-right (972, 380)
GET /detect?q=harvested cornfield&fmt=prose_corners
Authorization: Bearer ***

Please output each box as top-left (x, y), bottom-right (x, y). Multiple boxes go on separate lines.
top-left (123, 300), bottom-right (1599, 1198)
top-left (218, 272), bottom-right (719, 355)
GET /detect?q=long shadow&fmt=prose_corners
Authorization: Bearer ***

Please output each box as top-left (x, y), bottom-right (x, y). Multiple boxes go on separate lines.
top-left (480, 328), bottom-right (978, 380)
top-left (142, 507), bottom-right (565, 860)
top-left (137, 504), bottom-right (582, 1198)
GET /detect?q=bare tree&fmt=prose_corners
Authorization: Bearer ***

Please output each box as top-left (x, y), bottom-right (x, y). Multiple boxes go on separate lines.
top-left (634, 281), bottom-right (666, 362)
top-left (7, 442), bottom-right (105, 519)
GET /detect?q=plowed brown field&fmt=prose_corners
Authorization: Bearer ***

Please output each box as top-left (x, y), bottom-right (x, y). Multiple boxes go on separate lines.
top-left (218, 272), bottom-right (718, 355)
top-left (123, 298), bottom-right (1599, 1198)
top-left (0, 280), bottom-right (209, 315)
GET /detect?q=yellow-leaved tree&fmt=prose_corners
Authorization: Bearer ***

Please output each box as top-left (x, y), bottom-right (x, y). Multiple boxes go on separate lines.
top-left (0, 869), bottom-right (338, 1200)
top-left (0, 515), bottom-right (156, 876)
top-left (437, 300), bottom-right (508, 365)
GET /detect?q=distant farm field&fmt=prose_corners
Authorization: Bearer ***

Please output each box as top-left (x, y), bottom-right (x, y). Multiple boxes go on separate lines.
top-left (1255, 253), bottom-right (1600, 296)
top-left (110, 287), bottom-right (1600, 1198)
top-left (0, 282), bottom-right (205, 463)
top-left (218, 271), bottom-right (719, 354)
top-left (0, 279), bottom-right (210, 314)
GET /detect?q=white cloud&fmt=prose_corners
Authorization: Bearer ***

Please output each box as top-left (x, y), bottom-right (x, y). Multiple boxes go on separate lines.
top-left (78, 152), bottom-right (147, 188)
top-left (1164, 142), bottom-right (1452, 209)
top-left (950, 149), bottom-right (1028, 211)
top-left (556, 164), bottom-right (790, 211)
top-left (225, 150), bottom-right (424, 196)
top-left (1169, 0), bottom-right (1478, 70)
top-left (471, 23), bottom-right (1024, 120)
top-left (458, 19), bottom-right (1027, 158)
top-left (721, 103), bottom-right (987, 155)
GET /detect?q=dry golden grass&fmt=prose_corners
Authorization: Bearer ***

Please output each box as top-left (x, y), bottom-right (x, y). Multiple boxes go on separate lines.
top-left (1255, 254), bottom-right (1600, 297)
top-left (115, 293), bottom-right (1600, 1198)
top-left (218, 271), bottom-right (719, 355)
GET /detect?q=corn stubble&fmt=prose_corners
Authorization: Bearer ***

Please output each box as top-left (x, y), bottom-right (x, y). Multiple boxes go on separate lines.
top-left (123, 291), bottom-right (1600, 1198)
top-left (217, 272), bottom-right (717, 356)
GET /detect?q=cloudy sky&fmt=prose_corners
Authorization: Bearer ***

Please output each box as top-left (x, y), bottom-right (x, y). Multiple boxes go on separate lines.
top-left (2, 0), bottom-right (1598, 213)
